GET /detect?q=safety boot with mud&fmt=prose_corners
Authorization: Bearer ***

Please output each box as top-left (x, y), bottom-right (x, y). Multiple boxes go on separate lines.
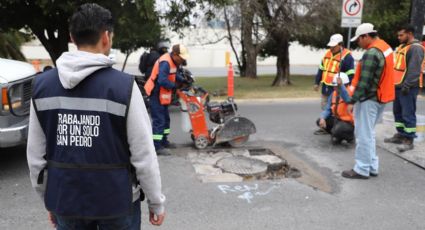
top-left (156, 148), bottom-right (172, 156)
top-left (384, 133), bottom-right (404, 144)
top-left (396, 138), bottom-right (414, 153)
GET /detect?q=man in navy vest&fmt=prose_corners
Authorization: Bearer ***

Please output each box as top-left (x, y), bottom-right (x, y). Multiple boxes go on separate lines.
top-left (27, 3), bottom-right (165, 229)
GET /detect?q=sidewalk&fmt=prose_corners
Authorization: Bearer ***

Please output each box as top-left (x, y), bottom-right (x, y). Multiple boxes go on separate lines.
top-left (376, 112), bottom-right (425, 169)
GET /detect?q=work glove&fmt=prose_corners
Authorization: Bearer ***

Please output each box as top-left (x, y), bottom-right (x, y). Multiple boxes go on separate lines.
top-left (401, 86), bottom-right (410, 96)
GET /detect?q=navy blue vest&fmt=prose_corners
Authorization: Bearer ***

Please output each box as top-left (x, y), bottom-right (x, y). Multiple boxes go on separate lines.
top-left (32, 67), bottom-right (134, 219)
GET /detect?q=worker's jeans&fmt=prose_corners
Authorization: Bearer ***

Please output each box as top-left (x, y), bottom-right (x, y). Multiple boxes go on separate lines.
top-left (54, 199), bottom-right (141, 230)
top-left (353, 100), bottom-right (385, 176)
top-left (393, 87), bottom-right (419, 139)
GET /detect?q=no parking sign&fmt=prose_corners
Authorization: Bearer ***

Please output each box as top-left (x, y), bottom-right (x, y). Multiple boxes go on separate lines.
top-left (341, 0), bottom-right (363, 28)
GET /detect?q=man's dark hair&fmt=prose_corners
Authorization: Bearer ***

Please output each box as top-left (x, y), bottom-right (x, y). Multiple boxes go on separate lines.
top-left (69, 3), bottom-right (113, 46)
top-left (398, 24), bottom-right (415, 34)
top-left (361, 32), bottom-right (378, 39)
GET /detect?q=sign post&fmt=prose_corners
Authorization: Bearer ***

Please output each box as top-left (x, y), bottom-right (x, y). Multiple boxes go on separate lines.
top-left (341, 0), bottom-right (364, 49)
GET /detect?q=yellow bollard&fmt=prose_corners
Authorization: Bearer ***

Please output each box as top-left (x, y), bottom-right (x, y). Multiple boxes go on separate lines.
top-left (225, 51), bottom-right (230, 67)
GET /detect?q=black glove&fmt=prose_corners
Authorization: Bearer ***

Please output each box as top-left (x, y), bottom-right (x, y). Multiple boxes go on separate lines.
top-left (401, 86), bottom-right (410, 96)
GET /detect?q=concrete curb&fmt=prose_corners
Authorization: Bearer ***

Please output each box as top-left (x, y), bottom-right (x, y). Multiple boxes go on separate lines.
top-left (376, 121), bottom-right (425, 169)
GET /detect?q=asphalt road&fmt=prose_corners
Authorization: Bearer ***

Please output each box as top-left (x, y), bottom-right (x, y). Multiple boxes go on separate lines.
top-left (1, 98), bottom-right (425, 230)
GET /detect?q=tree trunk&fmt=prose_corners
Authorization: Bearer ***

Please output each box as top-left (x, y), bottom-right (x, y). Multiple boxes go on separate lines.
top-left (224, 7), bottom-right (245, 76)
top-left (272, 38), bottom-right (291, 86)
top-left (122, 52), bottom-right (131, 71)
top-left (409, 0), bottom-right (425, 40)
top-left (32, 27), bottom-right (69, 65)
top-left (240, 0), bottom-right (257, 79)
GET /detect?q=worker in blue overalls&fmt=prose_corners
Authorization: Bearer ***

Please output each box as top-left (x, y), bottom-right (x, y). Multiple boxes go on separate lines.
top-left (144, 44), bottom-right (189, 155)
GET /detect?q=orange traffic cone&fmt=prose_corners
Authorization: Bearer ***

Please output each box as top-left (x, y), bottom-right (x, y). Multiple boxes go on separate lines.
top-left (227, 62), bottom-right (234, 98)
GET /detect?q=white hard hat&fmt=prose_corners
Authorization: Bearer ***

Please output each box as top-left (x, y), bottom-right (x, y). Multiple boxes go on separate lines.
top-left (331, 72), bottom-right (350, 86)
top-left (350, 23), bottom-right (377, 42)
top-left (327, 34), bottom-right (343, 47)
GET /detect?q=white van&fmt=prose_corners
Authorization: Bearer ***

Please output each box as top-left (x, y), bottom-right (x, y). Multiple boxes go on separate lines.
top-left (0, 58), bottom-right (37, 148)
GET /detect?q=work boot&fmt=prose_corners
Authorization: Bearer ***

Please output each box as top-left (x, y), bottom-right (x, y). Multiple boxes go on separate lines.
top-left (341, 169), bottom-right (369, 179)
top-left (314, 129), bottom-right (329, 135)
top-left (331, 136), bottom-right (342, 145)
top-left (163, 141), bottom-right (177, 149)
top-left (384, 133), bottom-right (404, 144)
top-left (396, 138), bottom-right (414, 153)
top-left (156, 148), bottom-right (172, 156)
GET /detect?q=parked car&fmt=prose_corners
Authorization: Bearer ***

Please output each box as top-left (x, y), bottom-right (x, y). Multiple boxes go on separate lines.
top-left (0, 58), bottom-right (36, 148)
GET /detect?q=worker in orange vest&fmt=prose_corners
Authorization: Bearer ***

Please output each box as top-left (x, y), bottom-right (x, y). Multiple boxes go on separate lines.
top-left (314, 34), bottom-right (355, 109)
top-left (144, 44), bottom-right (189, 155)
top-left (384, 24), bottom-right (425, 152)
top-left (316, 73), bottom-right (354, 145)
top-left (342, 23), bottom-right (395, 179)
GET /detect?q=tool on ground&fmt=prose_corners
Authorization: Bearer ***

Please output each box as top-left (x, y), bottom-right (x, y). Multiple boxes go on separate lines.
top-left (177, 69), bottom-right (256, 149)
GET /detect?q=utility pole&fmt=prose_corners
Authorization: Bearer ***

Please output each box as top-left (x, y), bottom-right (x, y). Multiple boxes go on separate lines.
top-left (410, 0), bottom-right (425, 40)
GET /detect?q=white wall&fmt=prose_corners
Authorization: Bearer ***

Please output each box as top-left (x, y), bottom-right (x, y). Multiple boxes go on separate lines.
top-left (21, 28), bottom-right (364, 67)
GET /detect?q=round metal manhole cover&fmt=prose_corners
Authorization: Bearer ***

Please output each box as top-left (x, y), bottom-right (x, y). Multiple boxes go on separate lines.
top-left (216, 156), bottom-right (268, 176)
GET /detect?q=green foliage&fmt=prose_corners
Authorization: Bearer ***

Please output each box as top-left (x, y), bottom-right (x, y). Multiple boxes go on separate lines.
top-left (259, 0), bottom-right (411, 55)
top-left (111, 0), bottom-right (162, 54)
top-left (0, 0), bottom-right (162, 62)
top-left (0, 30), bottom-right (31, 61)
top-left (362, 0), bottom-right (410, 47)
top-left (161, 0), bottom-right (231, 32)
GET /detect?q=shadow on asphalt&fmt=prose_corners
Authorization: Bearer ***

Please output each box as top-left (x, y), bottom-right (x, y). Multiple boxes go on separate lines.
top-left (0, 145), bottom-right (27, 174)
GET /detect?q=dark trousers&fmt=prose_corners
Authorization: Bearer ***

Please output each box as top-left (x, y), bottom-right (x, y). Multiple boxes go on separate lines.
top-left (316, 117), bottom-right (354, 142)
top-left (55, 200), bottom-right (141, 230)
top-left (331, 119), bottom-right (354, 142)
top-left (393, 87), bottom-right (419, 139)
top-left (150, 93), bottom-right (171, 150)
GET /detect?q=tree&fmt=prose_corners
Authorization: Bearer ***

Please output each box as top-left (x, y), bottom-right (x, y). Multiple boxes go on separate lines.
top-left (0, 29), bottom-right (31, 61)
top-left (254, 0), bottom-right (339, 86)
top-left (409, 0), bottom-right (425, 40)
top-left (362, 0), bottom-right (411, 47)
top-left (112, 1), bottom-right (161, 70)
top-left (0, 0), bottom-right (161, 65)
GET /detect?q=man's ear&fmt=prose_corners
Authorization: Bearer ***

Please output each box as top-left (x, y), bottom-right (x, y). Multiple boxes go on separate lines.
top-left (101, 31), bottom-right (110, 47)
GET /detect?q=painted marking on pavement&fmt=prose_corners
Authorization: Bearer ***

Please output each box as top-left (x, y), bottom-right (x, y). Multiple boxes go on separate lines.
top-left (217, 183), bottom-right (281, 203)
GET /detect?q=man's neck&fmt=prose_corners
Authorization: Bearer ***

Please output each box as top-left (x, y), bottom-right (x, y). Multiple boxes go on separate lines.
top-left (78, 45), bottom-right (106, 55)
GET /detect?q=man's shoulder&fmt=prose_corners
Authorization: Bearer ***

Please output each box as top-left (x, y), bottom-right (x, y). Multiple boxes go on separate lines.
top-left (409, 42), bottom-right (425, 53)
top-left (33, 69), bottom-right (59, 84)
top-left (100, 67), bottom-right (133, 79)
top-left (364, 47), bottom-right (384, 60)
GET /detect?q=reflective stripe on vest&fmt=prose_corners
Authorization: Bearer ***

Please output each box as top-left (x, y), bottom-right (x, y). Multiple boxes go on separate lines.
top-left (144, 53), bottom-right (177, 105)
top-left (351, 39), bottom-right (395, 103)
top-left (321, 49), bottom-right (351, 86)
top-left (331, 86), bottom-right (354, 123)
top-left (34, 97), bottom-right (127, 117)
top-left (394, 43), bottom-right (425, 87)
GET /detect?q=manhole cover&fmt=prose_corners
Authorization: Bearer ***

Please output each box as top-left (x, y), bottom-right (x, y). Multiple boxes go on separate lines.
top-left (216, 155), bottom-right (268, 176)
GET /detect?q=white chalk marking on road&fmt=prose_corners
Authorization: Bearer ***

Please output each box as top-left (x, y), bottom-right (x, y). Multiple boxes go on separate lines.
top-left (218, 183), bottom-right (280, 203)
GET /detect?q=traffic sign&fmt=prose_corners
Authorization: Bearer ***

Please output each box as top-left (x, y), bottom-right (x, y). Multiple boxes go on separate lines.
top-left (341, 0), bottom-right (363, 28)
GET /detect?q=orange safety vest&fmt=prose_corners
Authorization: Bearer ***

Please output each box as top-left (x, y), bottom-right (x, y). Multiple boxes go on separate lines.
top-left (351, 39), bottom-right (395, 103)
top-left (144, 53), bottom-right (177, 105)
top-left (331, 86), bottom-right (354, 124)
top-left (321, 48), bottom-right (351, 86)
top-left (394, 43), bottom-right (425, 87)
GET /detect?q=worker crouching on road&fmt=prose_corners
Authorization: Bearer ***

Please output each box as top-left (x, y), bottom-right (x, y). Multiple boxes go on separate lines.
top-left (314, 34), bottom-right (354, 135)
top-left (316, 73), bottom-right (355, 145)
top-left (144, 44), bottom-right (189, 156)
top-left (384, 24), bottom-right (425, 152)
